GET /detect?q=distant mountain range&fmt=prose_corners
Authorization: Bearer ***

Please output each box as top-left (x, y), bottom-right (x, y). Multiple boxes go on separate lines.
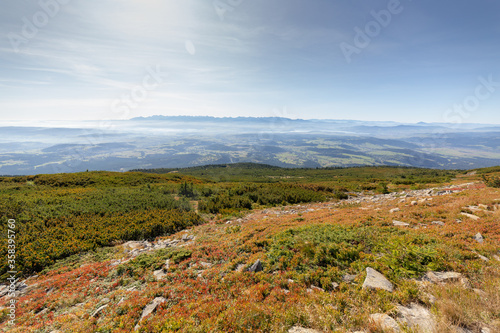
top-left (1, 116), bottom-right (500, 175)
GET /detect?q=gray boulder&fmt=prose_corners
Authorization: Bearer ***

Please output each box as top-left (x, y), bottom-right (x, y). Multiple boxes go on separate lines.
top-left (362, 268), bottom-right (394, 292)
top-left (248, 259), bottom-right (263, 272)
top-left (396, 303), bottom-right (436, 332)
top-left (370, 313), bottom-right (401, 332)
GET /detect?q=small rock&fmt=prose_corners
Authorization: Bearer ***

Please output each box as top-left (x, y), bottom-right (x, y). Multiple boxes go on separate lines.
top-left (135, 297), bottom-right (166, 329)
top-left (370, 313), bottom-right (401, 332)
top-left (331, 282), bottom-right (339, 290)
top-left (477, 253), bottom-right (489, 261)
top-left (342, 274), bottom-right (357, 282)
top-left (362, 267), bottom-right (394, 292)
top-left (474, 233), bottom-right (484, 243)
top-left (461, 212), bottom-right (480, 221)
top-left (473, 288), bottom-right (487, 296)
top-left (493, 255), bottom-right (500, 262)
top-left (423, 292), bottom-right (437, 305)
top-left (422, 271), bottom-right (462, 284)
top-left (453, 326), bottom-right (473, 333)
top-left (248, 259), bottom-right (263, 273)
top-left (199, 261), bottom-right (212, 268)
top-left (310, 285), bottom-right (324, 292)
top-left (411, 201), bottom-right (418, 206)
top-left (153, 269), bottom-right (166, 280)
top-left (288, 326), bottom-right (322, 333)
top-left (91, 304), bottom-right (108, 318)
top-left (481, 328), bottom-right (491, 333)
top-left (431, 221), bottom-right (445, 226)
top-left (396, 303), bottom-right (436, 332)
top-left (390, 208), bottom-right (401, 213)
top-left (393, 220), bottom-right (410, 227)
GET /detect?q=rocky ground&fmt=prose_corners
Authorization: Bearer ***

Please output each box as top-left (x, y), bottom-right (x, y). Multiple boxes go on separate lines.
top-left (1, 180), bottom-right (499, 332)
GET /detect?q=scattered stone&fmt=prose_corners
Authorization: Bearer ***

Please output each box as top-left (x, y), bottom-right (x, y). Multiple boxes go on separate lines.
top-left (362, 268), bottom-right (394, 292)
top-left (342, 274), bottom-right (357, 282)
top-left (473, 288), bottom-right (487, 296)
top-left (390, 208), bottom-right (401, 213)
top-left (422, 292), bottom-right (437, 305)
top-left (476, 253), bottom-right (489, 261)
top-left (493, 255), bottom-right (500, 262)
top-left (453, 326), bottom-right (473, 333)
top-left (370, 313), bottom-right (401, 332)
top-left (481, 328), bottom-right (491, 333)
top-left (165, 259), bottom-right (171, 270)
top-left (474, 233), bottom-right (484, 243)
top-left (199, 261), bottom-right (212, 268)
top-left (135, 297), bottom-right (166, 329)
top-left (461, 212), bottom-right (480, 221)
top-left (393, 220), bottom-right (410, 227)
top-left (396, 303), bottom-right (436, 332)
top-left (248, 259), bottom-right (263, 273)
top-left (422, 271), bottom-right (471, 289)
top-left (411, 201), bottom-right (418, 206)
top-left (288, 326), bottom-right (322, 333)
top-left (431, 221), bottom-right (445, 226)
top-left (100, 297), bottom-right (110, 304)
top-left (91, 304), bottom-right (108, 318)
top-left (331, 282), bottom-right (339, 290)
top-left (309, 285), bottom-right (324, 292)
top-left (153, 269), bottom-right (166, 280)
top-left (422, 271), bottom-right (462, 284)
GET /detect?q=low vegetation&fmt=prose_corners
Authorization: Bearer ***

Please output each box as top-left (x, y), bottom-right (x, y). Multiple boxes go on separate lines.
top-left (0, 165), bottom-right (499, 332)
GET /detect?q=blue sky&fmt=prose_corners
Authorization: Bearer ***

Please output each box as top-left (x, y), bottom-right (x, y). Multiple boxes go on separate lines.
top-left (1, 0), bottom-right (499, 124)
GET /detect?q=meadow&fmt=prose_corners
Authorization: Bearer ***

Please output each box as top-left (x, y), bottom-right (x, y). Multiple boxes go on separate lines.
top-left (0, 164), bottom-right (499, 332)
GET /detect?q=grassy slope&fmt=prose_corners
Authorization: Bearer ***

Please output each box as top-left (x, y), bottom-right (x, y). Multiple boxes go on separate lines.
top-left (0, 166), bottom-right (499, 332)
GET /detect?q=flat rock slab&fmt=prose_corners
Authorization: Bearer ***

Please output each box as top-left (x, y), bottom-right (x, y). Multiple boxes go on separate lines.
top-left (460, 212), bottom-right (480, 220)
top-left (153, 269), bottom-right (166, 280)
top-left (474, 232), bottom-right (484, 243)
top-left (396, 303), bottom-right (436, 333)
top-left (422, 271), bottom-right (462, 284)
top-left (362, 267), bottom-right (394, 292)
top-left (138, 297), bottom-right (166, 323)
top-left (288, 327), bottom-right (323, 333)
top-left (393, 220), bottom-right (410, 227)
top-left (370, 313), bottom-right (401, 332)
top-left (91, 304), bottom-right (108, 318)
